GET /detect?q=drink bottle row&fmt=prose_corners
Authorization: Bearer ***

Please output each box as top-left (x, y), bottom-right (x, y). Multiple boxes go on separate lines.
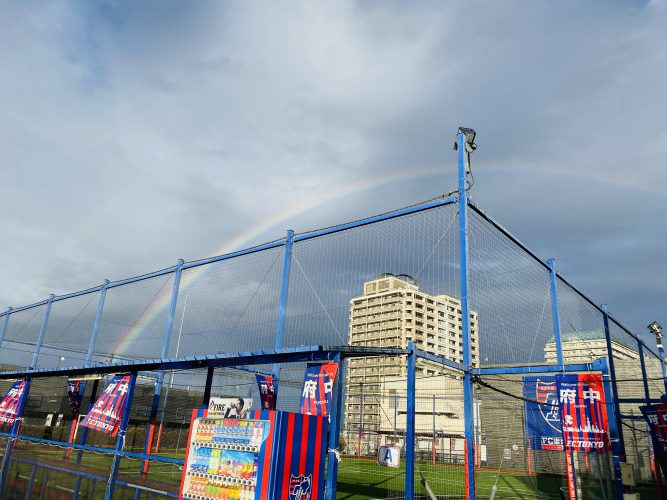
top-left (196, 419), bottom-right (266, 447)
top-left (190, 447), bottom-right (258, 480)
top-left (187, 477), bottom-right (255, 500)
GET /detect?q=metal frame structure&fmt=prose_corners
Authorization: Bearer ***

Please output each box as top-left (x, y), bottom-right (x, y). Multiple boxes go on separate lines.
top-left (0, 128), bottom-right (662, 499)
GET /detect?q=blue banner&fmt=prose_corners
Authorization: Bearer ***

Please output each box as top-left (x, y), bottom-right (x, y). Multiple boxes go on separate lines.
top-left (523, 376), bottom-right (563, 451)
top-left (299, 362), bottom-right (338, 417)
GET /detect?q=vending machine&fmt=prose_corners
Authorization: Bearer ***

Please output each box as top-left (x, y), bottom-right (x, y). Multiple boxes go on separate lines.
top-left (179, 409), bottom-right (329, 500)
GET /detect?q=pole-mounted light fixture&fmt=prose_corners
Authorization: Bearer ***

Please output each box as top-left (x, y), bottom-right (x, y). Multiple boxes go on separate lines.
top-left (648, 321), bottom-right (663, 349)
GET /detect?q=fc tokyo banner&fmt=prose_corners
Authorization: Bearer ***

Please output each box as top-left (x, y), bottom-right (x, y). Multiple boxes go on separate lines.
top-left (299, 362), bottom-right (338, 417)
top-left (0, 380), bottom-right (28, 426)
top-left (80, 374), bottom-right (131, 437)
top-left (523, 376), bottom-right (564, 451)
top-left (67, 380), bottom-right (83, 415)
top-left (556, 373), bottom-right (610, 453)
top-left (255, 374), bottom-right (276, 411)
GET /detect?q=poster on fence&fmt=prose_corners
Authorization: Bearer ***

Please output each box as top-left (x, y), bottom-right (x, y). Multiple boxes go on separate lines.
top-left (557, 374), bottom-right (610, 453)
top-left (640, 404), bottom-right (667, 478)
top-left (299, 362), bottom-right (338, 417)
top-left (67, 380), bottom-right (83, 415)
top-left (0, 379), bottom-right (27, 426)
top-left (80, 374), bottom-right (131, 437)
top-left (523, 376), bottom-right (564, 451)
top-left (255, 374), bottom-right (276, 410)
top-left (207, 397), bottom-right (253, 419)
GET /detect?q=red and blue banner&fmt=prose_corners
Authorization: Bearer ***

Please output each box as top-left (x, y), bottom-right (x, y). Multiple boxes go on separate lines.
top-left (556, 373), bottom-right (609, 453)
top-left (640, 404), bottom-right (667, 478)
top-left (80, 374), bottom-right (131, 437)
top-left (67, 380), bottom-right (83, 415)
top-left (299, 362), bottom-right (338, 417)
top-left (523, 376), bottom-right (564, 451)
top-left (0, 379), bottom-right (27, 426)
top-left (256, 374), bottom-right (276, 411)
top-left (250, 410), bottom-right (328, 500)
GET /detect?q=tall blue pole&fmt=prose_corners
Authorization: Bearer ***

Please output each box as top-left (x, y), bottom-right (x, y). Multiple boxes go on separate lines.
top-left (637, 333), bottom-right (651, 404)
top-left (601, 305), bottom-right (626, 460)
top-left (406, 343), bottom-right (416, 500)
top-left (84, 280), bottom-right (110, 366)
top-left (599, 357), bottom-right (625, 500)
top-left (29, 294), bottom-right (55, 370)
top-left (273, 229), bottom-right (294, 398)
top-left (141, 259), bottom-right (184, 480)
top-left (73, 280), bottom-right (111, 500)
top-left (457, 129), bottom-right (476, 500)
top-left (0, 307), bottom-right (12, 347)
top-left (105, 372), bottom-right (138, 500)
top-left (547, 258), bottom-right (565, 369)
top-left (325, 354), bottom-right (343, 500)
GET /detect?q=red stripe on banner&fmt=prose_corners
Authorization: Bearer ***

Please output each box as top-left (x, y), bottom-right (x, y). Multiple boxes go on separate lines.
top-left (299, 415), bottom-right (309, 474)
top-left (281, 413), bottom-right (296, 497)
top-left (565, 448), bottom-right (576, 500)
top-left (317, 370), bottom-right (326, 416)
top-left (261, 412), bottom-right (275, 500)
top-left (311, 416), bottom-right (323, 500)
top-left (178, 409), bottom-right (200, 500)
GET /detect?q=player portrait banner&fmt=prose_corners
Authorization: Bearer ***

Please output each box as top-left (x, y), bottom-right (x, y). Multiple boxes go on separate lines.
top-left (640, 404), bottom-right (667, 478)
top-left (556, 373), bottom-right (610, 453)
top-left (0, 379), bottom-right (28, 426)
top-left (67, 380), bottom-right (83, 415)
top-left (80, 374), bottom-right (131, 437)
top-left (255, 374), bottom-right (276, 411)
top-left (523, 376), bottom-right (563, 451)
top-left (299, 362), bottom-right (338, 417)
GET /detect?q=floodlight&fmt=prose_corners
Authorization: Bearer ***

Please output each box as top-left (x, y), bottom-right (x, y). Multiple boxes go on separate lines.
top-left (648, 321), bottom-right (663, 336)
top-left (454, 127), bottom-right (477, 153)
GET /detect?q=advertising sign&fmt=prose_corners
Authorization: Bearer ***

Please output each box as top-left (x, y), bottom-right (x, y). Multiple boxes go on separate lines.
top-left (0, 379), bottom-right (27, 426)
top-left (557, 374), bottom-right (609, 453)
top-left (299, 362), bottom-right (339, 417)
top-left (255, 374), bottom-right (276, 411)
top-left (80, 374), bottom-right (131, 437)
top-left (207, 397), bottom-right (253, 419)
top-left (377, 446), bottom-right (400, 467)
top-left (523, 376), bottom-right (563, 451)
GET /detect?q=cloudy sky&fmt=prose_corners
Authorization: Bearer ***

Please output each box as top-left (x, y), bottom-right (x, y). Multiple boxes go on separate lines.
top-left (1, 0), bottom-right (665, 336)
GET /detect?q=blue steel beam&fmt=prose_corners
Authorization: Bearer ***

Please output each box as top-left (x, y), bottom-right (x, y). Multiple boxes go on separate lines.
top-left (141, 259), bottom-right (184, 478)
top-left (412, 348), bottom-right (464, 372)
top-left (471, 360), bottom-right (604, 376)
top-left (29, 294), bottom-right (55, 370)
top-left (601, 304), bottom-right (626, 462)
top-left (598, 357), bottom-right (625, 499)
top-left (293, 196), bottom-right (457, 243)
top-left (182, 239), bottom-right (284, 271)
top-left (85, 280), bottom-right (110, 366)
top-left (0, 307), bottom-right (12, 346)
top-left (457, 130), bottom-right (476, 500)
top-left (406, 344), bottom-right (416, 500)
top-left (273, 230), bottom-right (294, 397)
top-left (547, 259), bottom-right (564, 369)
top-left (0, 345), bottom-right (409, 379)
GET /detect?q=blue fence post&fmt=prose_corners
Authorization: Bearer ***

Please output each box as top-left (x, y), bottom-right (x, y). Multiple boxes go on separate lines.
top-left (599, 357), bottom-right (625, 499)
top-left (105, 372), bottom-right (138, 500)
top-left (141, 259), bottom-right (184, 479)
top-left (202, 366), bottom-right (215, 408)
top-left (637, 333), bottom-right (651, 404)
top-left (273, 229), bottom-right (294, 398)
top-left (406, 343), bottom-right (416, 500)
top-left (84, 280), bottom-right (111, 366)
top-left (29, 294), bottom-right (55, 370)
top-left (457, 129), bottom-right (476, 500)
top-left (547, 259), bottom-right (565, 369)
top-left (24, 463), bottom-right (37, 500)
top-left (0, 377), bottom-right (32, 494)
top-left (325, 353), bottom-right (343, 500)
top-left (0, 307), bottom-right (12, 347)
top-left (601, 306), bottom-right (626, 500)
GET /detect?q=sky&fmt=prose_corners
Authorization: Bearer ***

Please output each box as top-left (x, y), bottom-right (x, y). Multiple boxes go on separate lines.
top-left (1, 0), bottom-right (665, 339)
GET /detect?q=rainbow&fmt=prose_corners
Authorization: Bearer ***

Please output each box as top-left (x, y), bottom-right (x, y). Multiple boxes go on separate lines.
top-left (112, 165), bottom-right (448, 356)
